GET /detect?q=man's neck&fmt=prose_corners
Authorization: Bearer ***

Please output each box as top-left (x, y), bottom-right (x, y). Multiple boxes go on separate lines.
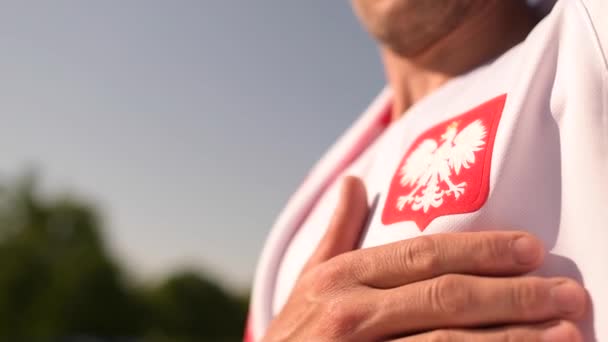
top-left (384, 1), bottom-right (537, 121)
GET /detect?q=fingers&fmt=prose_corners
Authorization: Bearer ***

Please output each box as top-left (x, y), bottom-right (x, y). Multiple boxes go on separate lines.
top-left (341, 231), bottom-right (544, 289)
top-left (300, 176), bottom-right (369, 275)
top-left (367, 275), bottom-right (587, 338)
top-left (390, 320), bottom-right (583, 342)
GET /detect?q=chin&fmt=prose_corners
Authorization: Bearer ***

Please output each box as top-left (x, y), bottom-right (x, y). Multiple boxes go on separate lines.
top-left (353, 0), bottom-right (481, 56)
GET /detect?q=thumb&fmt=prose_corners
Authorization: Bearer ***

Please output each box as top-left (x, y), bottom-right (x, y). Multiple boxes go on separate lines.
top-left (301, 176), bottom-right (369, 275)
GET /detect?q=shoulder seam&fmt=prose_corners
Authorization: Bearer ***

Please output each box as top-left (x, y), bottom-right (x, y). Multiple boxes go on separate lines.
top-left (574, 0), bottom-right (608, 71)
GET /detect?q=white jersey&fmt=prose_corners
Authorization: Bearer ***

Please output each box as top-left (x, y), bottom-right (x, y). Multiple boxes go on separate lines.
top-left (246, 0), bottom-right (608, 340)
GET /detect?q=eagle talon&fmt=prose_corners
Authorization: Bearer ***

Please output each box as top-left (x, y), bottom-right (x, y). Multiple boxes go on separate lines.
top-left (397, 195), bottom-right (415, 210)
top-left (446, 182), bottom-right (467, 199)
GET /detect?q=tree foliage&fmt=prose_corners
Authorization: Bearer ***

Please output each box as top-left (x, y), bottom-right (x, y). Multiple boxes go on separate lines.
top-left (0, 174), bottom-right (247, 341)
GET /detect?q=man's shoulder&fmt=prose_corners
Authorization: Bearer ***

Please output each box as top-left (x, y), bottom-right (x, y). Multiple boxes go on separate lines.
top-left (575, 0), bottom-right (608, 70)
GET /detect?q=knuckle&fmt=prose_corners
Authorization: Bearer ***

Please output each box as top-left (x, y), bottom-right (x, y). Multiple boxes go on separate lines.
top-left (480, 234), bottom-right (510, 263)
top-left (402, 236), bottom-right (440, 271)
top-left (428, 274), bottom-right (473, 316)
top-left (319, 298), bottom-right (365, 339)
top-left (348, 254), bottom-right (374, 285)
top-left (509, 277), bottom-right (545, 315)
top-left (426, 330), bottom-right (455, 342)
top-left (306, 261), bottom-right (346, 294)
top-left (463, 233), bottom-right (510, 272)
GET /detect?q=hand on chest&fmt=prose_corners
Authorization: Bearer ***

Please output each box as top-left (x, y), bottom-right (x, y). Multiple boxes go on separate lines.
top-left (274, 92), bottom-right (562, 313)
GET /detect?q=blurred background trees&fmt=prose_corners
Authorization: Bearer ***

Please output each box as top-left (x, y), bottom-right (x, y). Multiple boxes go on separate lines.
top-left (0, 173), bottom-right (248, 341)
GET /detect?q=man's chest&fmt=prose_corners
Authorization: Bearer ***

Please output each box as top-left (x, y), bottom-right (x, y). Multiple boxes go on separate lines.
top-left (272, 91), bottom-right (563, 314)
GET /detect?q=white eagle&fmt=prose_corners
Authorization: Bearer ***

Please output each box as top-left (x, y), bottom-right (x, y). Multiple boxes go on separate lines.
top-left (397, 119), bottom-right (487, 213)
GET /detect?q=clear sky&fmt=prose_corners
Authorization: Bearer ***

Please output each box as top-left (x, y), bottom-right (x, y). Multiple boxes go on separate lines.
top-left (0, 1), bottom-right (385, 290)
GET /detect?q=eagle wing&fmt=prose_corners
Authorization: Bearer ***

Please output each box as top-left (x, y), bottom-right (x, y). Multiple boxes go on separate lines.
top-left (448, 119), bottom-right (487, 175)
top-left (399, 139), bottom-right (437, 187)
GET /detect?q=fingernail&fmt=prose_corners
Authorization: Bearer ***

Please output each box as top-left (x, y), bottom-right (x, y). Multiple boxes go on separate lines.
top-left (542, 322), bottom-right (579, 342)
top-left (551, 281), bottom-right (586, 315)
top-left (512, 236), bottom-right (540, 265)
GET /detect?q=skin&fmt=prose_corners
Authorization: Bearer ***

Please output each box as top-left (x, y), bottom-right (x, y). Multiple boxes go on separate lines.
top-left (351, 0), bottom-right (484, 56)
top-left (262, 2), bottom-right (587, 341)
top-left (352, 0), bottom-right (538, 120)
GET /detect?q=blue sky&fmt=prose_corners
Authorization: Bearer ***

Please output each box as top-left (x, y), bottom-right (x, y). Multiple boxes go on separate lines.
top-left (0, 1), bottom-right (385, 289)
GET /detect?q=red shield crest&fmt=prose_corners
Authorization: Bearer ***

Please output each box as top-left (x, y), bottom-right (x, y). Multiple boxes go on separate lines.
top-left (382, 94), bottom-right (507, 230)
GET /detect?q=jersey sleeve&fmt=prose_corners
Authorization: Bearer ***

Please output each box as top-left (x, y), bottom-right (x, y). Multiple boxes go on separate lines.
top-left (580, 0), bottom-right (608, 70)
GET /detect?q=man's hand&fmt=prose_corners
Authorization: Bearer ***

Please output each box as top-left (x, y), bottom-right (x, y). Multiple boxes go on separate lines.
top-left (263, 177), bottom-right (587, 342)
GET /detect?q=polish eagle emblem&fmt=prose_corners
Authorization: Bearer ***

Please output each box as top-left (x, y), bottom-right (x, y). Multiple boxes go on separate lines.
top-left (381, 94), bottom-right (507, 230)
top-left (396, 120), bottom-right (487, 213)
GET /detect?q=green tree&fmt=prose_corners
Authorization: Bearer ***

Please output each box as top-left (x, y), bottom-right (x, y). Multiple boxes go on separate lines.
top-left (144, 272), bottom-right (247, 342)
top-left (0, 173), bottom-right (248, 341)
top-left (0, 175), bottom-right (143, 340)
